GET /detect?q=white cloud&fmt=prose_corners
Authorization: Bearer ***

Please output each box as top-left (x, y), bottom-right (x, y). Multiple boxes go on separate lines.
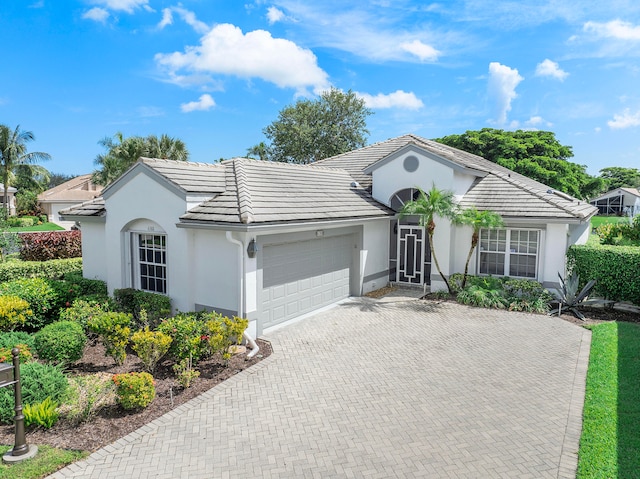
top-left (584, 20), bottom-right (640, 41)
top-left (91, 0), bottom-right (150, 13)
top-left (535, 59), bottom-right (569, 81)
top-left (608, 109), bottom-right (640, 129)
top-left (487, 62), bottom-right (523, 125)
top-left (400, 40), bottom-right (440, 62)
top-left (155, 23), bottom-right (330, 95)
top-left (181, 94), bottom-right (216, 113)
top-left (524, 116), bottom-right (552, 128)
top-left (357, 90), bottom-right (424, 110)
top-left (267, 6), bottom-right (285, 24)
top-left (82, 7), bottom-right (110, 22)
top-left (158, 8), bottom-right (173, 29)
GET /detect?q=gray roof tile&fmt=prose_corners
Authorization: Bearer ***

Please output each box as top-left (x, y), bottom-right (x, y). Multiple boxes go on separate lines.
top-left (138, 158), bottom-right (226, 194)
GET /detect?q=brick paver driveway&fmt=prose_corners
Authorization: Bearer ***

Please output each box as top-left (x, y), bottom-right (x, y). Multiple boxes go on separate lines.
top-left (50, 293), bottom-right (590, 478)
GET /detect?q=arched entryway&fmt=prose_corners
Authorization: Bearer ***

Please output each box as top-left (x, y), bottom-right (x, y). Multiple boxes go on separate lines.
top-left (388, 188), bottom-right (431, 286)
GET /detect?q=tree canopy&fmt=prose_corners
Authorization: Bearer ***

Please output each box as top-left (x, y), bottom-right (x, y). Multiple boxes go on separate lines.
top-left (93, 132), bottom-right (189, 186)
top-left (434, 128), bottom-right (604, 199)
top-left (262, 88), bottom-right (372, 164)
top-left (0, 124), bottom-right (51, 215)
top-left (598, 167), bottom-right (640, 191)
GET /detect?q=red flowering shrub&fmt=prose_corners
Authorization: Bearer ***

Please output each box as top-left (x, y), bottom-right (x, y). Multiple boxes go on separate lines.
top-left (19, 231), bottom-right (82, 261)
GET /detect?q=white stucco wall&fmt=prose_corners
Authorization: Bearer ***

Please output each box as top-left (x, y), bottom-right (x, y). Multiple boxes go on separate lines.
top-left (540, 223), bottom-right (566, 286)
top-left (568, 221), bottom-right (592, 246)
top-left (371, 151), bottom-right (456, 208)
top-left (361, 218), bottom-right (392, 294)
top-left (80, 221), bottom-right (107, 281)
top-left (102, 171), bottom-right (192, 312)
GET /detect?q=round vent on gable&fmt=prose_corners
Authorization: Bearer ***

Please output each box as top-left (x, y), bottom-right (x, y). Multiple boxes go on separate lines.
top-left (403, 155), bottom-right (419, 172)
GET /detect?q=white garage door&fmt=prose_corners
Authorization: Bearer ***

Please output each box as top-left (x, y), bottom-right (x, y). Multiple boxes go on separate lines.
top-left (262, 235), bottom-right (353, 328)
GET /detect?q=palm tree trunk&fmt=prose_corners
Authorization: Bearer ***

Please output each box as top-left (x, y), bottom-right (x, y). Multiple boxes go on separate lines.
top-left (428, 231), bottom-right (452, 293)
top-left (461, 233), bottom-right (479, 289)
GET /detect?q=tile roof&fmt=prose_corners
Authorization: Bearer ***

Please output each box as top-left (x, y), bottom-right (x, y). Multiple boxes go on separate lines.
top-left (180, 158), bottom-right (392, 224)
top-left (59, 197), bottom-right (106, 217)
top-left (37, 174), bottom-right (103, 203)
top-left (136, 158), bottom-right (226, 194)
top-left (317, 133), bottom-right (597, 220)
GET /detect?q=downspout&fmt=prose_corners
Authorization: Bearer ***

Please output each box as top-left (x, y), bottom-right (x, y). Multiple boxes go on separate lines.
top-left (225, 231), bottom-right (259, 359)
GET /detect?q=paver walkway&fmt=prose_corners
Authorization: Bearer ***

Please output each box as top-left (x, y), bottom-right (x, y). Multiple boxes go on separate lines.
top-left (49, 294), bottom-right (590, 478)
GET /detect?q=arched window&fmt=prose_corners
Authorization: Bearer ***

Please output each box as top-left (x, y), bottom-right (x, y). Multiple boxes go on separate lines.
top-left (125, 220), bottom-right (167, 294)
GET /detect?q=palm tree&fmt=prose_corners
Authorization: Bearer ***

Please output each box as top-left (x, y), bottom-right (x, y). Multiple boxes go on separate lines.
top-left (145, 134), bottom-right (189, 161)
top-left (398, 185), bottom-right (459, 293)
top-left (457, 207), bottom-right (504, 289)
top-left (0, 125), bottom-right (51, 217)
top-left (93, 132), bottom-right (189, 186)
top-left (246, 142), bottom-right (269, 161)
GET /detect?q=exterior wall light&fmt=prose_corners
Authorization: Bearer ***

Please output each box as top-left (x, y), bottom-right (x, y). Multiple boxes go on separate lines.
top-left (247, 239), bottom-right (258, 258)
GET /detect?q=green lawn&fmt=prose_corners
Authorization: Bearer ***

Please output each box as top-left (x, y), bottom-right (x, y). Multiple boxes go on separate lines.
top-left (7, 223), bottom-right (64, 232)
top-left (591, 215), bottom-right (629, 229)
top-left (0, 445), bottom-right (87, 479)
top-left (578, 322), bottom-right (640, 478)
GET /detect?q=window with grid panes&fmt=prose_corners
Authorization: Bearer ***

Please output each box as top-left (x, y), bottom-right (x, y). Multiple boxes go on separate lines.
top-left (478, 229), bottom-right (539, 279)
top-left (136, 234), bottom-right (167, 294)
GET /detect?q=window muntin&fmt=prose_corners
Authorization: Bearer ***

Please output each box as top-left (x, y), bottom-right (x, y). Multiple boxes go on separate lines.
top-left (479, 229), bottom-right (539, 279)
top-left (136, 234), bottom-right (167, 294)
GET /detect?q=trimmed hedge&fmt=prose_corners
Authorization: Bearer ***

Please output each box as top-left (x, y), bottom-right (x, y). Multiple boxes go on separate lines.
top-left (19, 230), bottom-right (82, 261)
top-left (0, 257), bottom-right (82, 283)
top-left (113, 288), bottom-right (171, 328)
top-left (567, 244), bottom-right (640, 305)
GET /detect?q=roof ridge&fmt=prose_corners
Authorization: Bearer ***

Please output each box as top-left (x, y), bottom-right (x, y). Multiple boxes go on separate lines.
top-left (491, 171), bottom-right (586, 217)
top-left (235, 157), bottom-right (350, 174)
top-left (140, 157), bottom-right (222, 169)
top-left (233, 159), bottom-right (254, 224)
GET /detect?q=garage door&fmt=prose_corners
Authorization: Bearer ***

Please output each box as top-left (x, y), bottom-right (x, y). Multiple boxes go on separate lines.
top-left (262, 234), bottom-right (353, 328)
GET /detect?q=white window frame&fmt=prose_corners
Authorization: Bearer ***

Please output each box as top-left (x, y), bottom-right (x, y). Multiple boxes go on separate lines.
top-left (131, 232), bottom-right (168, 294)
top-left (477, 228), bottom-right (540, 280)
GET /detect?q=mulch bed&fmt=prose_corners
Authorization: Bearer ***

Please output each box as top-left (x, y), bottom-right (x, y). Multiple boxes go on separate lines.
top-left (0, 339), bottom-right (271, 452)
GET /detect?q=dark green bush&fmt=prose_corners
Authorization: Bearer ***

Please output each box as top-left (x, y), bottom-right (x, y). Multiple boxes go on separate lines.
top-left (567, 244), bottom-right (640, 305)
top-left (0, 362), bottom-right (68, 424)
top-left (0, 257), bottom-right (82, 283)
top-left (35, 321), bottom-right (87, 366)
top-left (0, 331), bottom-right (35, 350)
top-left (59, 299), bottom-right (111, 333)
top-left (0, 277), bottom-right (59, 330)
top-left (157, 313), bottom-right (208, 363)
top-left (113, 288), bottom-right (171, 328)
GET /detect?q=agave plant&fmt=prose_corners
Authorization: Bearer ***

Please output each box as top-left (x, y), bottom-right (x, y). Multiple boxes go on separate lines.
top-left (550, 272), bottom-right (612, 320)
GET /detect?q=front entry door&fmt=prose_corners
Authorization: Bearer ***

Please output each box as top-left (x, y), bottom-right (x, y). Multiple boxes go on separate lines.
top-left (397, 225), bottom-right (428, 285)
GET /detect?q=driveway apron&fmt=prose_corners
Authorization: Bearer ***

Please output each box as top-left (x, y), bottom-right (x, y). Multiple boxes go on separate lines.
top-left (48, 295), bottom-right (590, 478)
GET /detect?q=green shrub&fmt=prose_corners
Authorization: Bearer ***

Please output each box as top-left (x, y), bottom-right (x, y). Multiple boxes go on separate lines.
top-left (24, 397), bottom-right (59, 429)
top-left (60, 373), bottom-right (117, 425)
top-left (62, 272), bottom-right (108, 298)
top-left (112, 372), bottom-right (155, 410)
top-left (0, 257), bottom-right (82, 283)
top-left (0, 295), bottom-right (32, 331)
top-left (0, 362), bottom-right (68, 424)
top-left (173, 357), bottom-right (199, 389)
top-left (35, 321), bottom-right (87, 366)
top-left (204, 313), bottom-right (248, 363)
top-left (87, 312), bottom-right (131, 365)
top-left (157, 313), bottom-right (208, 363)
top-left (131, 327), bottom-right (172, 374)
top-left (0, 231), bottom-right (20, 261)
top-left (0, 277), bottom-right (59, 330)
top-left (503, 278), bottom-right (552, 314)
top-left (113, 288), bottom-right (171, 328)
top-left (457, 284), bottom-right (508, 309)
top-left (567, 244), bottom-right (640, 305)
top-left (59, 299), bottom-right (110, 333)
top-left (0, 331), bottom-right (35, 350)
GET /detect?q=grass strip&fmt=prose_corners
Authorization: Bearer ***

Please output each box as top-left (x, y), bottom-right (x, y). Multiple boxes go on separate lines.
top-left (0, 444), bottom-right (87, 479)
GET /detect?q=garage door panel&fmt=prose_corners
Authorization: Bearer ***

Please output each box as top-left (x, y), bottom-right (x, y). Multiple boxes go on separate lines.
top-left (262, 235), bottom-right (353, 329)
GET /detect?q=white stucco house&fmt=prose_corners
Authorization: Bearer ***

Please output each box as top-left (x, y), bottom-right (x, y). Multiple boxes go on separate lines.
top-left (590, 187), bottom-right (640, 216)
top-left (38, 174), bottom-right (103, 229)
top-left (61, 134), bottom-right (597, 337)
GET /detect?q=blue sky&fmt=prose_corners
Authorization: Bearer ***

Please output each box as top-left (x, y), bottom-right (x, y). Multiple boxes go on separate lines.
top-left (1, 0), bottom-right (639, 177)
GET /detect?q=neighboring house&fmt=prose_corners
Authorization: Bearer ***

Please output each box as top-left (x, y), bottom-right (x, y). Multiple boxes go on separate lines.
top-left (589, 187), bottom-right (640, 216)
top-left (38, 174), bottom-right (103, 229)
top-left (0, 185), bottom-right (17, 216)
top-left (61, 134), bottom-right (596, 336)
